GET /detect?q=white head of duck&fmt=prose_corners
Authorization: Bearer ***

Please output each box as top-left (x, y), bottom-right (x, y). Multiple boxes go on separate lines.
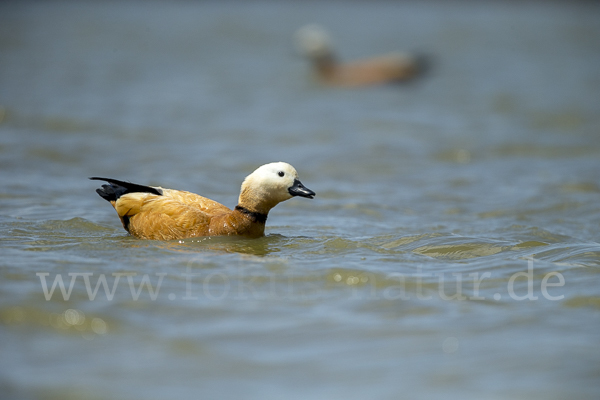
top-left (239, 162), bottom-right (315, 214)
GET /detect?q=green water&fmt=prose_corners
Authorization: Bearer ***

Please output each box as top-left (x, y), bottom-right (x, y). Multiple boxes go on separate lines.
top-left (1, 1), bottom-right (599, 399)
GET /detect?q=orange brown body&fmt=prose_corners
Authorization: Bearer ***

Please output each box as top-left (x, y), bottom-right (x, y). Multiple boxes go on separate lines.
top-left (312, 52), bottom-right (420, 87)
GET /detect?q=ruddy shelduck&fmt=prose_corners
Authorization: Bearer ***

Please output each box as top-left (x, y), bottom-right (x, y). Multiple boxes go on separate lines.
top-left (295, 24), bottom-right (425, 87)
top-left (91, 162), bottom-right (315, 241)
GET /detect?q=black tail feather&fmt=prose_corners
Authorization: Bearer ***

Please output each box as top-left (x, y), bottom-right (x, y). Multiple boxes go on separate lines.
top-left (89, 177), bottom-right (162, 202)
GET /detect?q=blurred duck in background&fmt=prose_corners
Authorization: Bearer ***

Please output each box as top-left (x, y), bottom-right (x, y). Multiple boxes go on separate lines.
top-left (295, 24), bottom-right (428, 87)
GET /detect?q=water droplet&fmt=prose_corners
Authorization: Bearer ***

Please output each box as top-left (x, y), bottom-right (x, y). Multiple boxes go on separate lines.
top-left (63, 309), bottom-right (85, 326)
top-left (91, 318), bottom-right (108, 335)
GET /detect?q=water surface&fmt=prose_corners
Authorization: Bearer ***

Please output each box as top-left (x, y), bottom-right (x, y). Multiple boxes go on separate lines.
top-left (1, 1), bottom-right (599, 399)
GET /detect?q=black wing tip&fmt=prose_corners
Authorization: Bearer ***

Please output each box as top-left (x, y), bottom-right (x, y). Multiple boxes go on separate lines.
top-left (95, 186), bottom-right (116, 202)
top-left (90, 177), bottom-right (163, 201)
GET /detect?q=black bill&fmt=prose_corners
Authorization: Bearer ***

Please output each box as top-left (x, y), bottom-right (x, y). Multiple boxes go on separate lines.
top-left (288, 179), bottom-right (315, 199)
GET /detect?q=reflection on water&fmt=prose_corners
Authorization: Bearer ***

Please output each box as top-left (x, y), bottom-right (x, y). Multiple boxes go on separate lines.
top-left (1, 1), bottom-right (600, 399)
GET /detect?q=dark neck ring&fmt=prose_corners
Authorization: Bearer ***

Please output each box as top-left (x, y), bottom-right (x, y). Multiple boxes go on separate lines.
top-left (235, 205), bottom-right (268, 224)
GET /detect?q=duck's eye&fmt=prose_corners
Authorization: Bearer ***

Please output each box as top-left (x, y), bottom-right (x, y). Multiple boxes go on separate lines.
top-left (278, 171), bottom-right (285, 177)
